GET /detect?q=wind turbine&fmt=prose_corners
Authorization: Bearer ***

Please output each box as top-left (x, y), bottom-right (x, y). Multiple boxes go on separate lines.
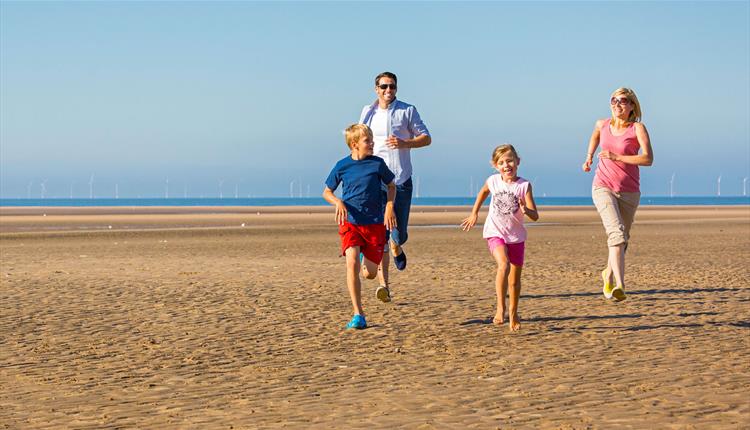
top-left (40, 180), bottom-right (47, 199)
top-left (469, 176), bottom-right (474, 197)
top-left (743, 177), bottom-right (748, 196)
top-left (235, 183), bottom-right (239, 199)
top-left (89, 174), bottom-right (95, 199)
top-left (717, 175), bottom-right (721, 197)
top-left (70, 181), bottom-right (75, 199)
top-left (27, 181), bottom-right (33, 199)
top-left (165, 178), bottom-right (169, 199)
top-left (218, 179), bottom-right (225, 199)
top-left (669, 173), bottom-right (675, 198)
top-left (115, 183), bottom-right (119, 199)
top-left (298, 177), bottom-right (302, 198)
top-left (289, 180), bottom-right (295, 198)
top-left (183, 183), bottom-right (188, 198)
top-left (306, 184), bottom-right (310, 198)
top-left (415, 176), bottom-right (420, 198)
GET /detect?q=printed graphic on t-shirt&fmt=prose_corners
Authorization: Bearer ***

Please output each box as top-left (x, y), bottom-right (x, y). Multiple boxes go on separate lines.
top-left (492, 190), bottom-right (518, 216)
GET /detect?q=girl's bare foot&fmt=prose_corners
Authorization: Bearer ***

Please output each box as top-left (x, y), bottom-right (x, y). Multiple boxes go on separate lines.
top-left (492, 313), bottom-right (505, 325)
top-left (509, 314), bottom-right (521, 332)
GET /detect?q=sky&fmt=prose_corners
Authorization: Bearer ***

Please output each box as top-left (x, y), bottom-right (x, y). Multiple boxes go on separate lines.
top-left (1, 1), bottom-right (748, 198)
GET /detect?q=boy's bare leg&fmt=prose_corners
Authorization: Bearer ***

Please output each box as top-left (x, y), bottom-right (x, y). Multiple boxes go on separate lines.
top-left (361, 255), bottom-right (379, 280)
top-left (345, 247), bottom-right (364, 316)
top-left (492, 247), bottom-right (510, 325)
top-left (508, 264), bottom-right (523, 332)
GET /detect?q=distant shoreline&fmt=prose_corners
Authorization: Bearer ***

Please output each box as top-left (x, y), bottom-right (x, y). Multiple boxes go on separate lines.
top-left (2, 204), bottom-right (750, 217)
top-left (1, 195), bottom-right (748, 210)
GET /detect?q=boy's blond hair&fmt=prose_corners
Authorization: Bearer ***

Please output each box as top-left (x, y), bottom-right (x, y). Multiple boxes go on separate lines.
top-left (344, 124), bottom-right (373, 149)
top-left (491, 144), bottom-right (520, 166)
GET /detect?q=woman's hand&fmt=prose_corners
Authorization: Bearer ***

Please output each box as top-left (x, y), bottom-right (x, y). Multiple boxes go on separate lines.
top-left (582, 154), bottom-right (593, 172)
top-left (599, 150), bottom-right (620, 161)
top-left (460, 213), bottom-right (478, 231)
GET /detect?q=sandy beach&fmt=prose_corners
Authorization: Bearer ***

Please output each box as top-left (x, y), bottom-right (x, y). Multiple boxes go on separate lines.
top-left (1, 205), bottom-right (748, 429)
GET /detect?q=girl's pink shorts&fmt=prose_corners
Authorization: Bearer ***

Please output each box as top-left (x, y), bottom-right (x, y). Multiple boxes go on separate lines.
top-left (487, 237), bottom-right (525, 266)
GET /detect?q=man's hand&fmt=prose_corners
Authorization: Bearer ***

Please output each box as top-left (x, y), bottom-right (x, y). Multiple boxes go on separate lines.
top-left (386, 135), bottom-right (409, 149)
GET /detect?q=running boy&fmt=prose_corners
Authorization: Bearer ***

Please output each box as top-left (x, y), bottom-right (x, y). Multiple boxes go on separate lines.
top-left (460, 144), bottom-right (538, 332)
top-left (323, 124), bottom-right (397, 330)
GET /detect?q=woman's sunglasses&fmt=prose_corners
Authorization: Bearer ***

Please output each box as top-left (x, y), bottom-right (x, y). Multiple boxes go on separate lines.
top-left (610, 97), bottom-right (631, 106)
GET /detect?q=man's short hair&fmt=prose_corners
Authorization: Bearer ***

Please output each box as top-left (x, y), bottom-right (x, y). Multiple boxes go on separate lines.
top-left (375, 71), bottom-right (398, 86)
top-left (344, 123), bottom-right (373, 149)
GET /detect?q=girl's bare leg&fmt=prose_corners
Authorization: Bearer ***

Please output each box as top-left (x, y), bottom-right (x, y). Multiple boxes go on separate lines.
top-left (508, 264), bottom-right (523, 332)
top-left (344, 247), bottom-right (364, 316)
top-left (492, 247), bottom-right (510, 325)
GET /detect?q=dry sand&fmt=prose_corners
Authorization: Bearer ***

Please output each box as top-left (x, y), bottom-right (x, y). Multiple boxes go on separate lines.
top-left (1, 205), bottom-right (748, 429)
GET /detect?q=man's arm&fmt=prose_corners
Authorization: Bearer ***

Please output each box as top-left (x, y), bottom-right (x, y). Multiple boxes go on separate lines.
top-left (387, 105), bottom-right (431, 149)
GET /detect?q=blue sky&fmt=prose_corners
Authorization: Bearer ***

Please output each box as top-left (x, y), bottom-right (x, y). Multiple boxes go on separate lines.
top-left (1, 1), bottom-right (748, 198)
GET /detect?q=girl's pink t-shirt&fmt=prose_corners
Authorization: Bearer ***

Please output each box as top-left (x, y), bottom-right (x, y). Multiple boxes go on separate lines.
top-left (593, 119), bottom-right (641, 193)
top-left (482, 175), bottom-right (529, 243)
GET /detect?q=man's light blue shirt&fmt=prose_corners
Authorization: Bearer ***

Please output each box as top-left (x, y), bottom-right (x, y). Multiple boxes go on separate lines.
top-left (359, 99), bottom-right (430, 185)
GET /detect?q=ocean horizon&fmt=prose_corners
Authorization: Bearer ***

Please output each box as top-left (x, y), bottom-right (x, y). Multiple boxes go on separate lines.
top-left (1, 196), bottom-right (748, 207)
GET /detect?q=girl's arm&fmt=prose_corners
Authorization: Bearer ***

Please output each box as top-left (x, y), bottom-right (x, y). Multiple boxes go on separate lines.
top-left (460, 183), bottom-right (490, 231)
top-left (384, 181), bottom-right (397, 231)
top-left (599, 122), bottom-right (654, 166)
top-left (519, 183), bottom-right (539, 221)
top-left (323, 187), bottom-right (347, 225)
top-left (582, 119), bottom-right (605, 172)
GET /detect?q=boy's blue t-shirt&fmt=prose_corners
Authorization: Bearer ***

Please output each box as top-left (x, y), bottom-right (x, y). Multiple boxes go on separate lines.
top-left (325, 155), bottom-right (395, 225)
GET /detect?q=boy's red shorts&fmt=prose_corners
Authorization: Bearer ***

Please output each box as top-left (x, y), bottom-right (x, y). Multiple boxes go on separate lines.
top-left (338, 222), bottom-right (387, 264)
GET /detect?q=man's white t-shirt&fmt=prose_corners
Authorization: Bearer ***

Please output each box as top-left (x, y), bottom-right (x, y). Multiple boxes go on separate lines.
top-left (370, 107), bottom-right (389, 164)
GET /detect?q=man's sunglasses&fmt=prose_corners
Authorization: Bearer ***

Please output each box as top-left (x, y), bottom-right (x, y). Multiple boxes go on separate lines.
top-left (378, 84), bottom-right (397, 90)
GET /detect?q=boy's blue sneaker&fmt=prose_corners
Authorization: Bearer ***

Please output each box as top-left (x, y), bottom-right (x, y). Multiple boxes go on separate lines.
top-left (345, 314), bottom-right (367, 330)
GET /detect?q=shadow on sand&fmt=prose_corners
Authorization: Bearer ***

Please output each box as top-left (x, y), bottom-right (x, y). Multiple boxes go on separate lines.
top-left (524, 287), bottom-right (744, 300)
top-left (458, 311), bottom-right (748, 331)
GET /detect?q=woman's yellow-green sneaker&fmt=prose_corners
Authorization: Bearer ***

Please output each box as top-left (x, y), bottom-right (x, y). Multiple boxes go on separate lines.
top-left (602, 269), bottom-right (615, 299)
top-left (611, 286), bottom-right (627, 302)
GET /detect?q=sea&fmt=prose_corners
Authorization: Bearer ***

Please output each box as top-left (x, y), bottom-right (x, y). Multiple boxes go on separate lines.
top-left (1, 196), bottom-right (748, 207)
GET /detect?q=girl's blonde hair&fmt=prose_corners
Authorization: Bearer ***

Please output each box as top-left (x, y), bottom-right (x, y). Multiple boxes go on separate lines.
top-left (344, 123), bottom-right (373, 149)
top-left (491, 144), bottom-right (520, 166)
top-left (611, 87), bottom-right (642, 123)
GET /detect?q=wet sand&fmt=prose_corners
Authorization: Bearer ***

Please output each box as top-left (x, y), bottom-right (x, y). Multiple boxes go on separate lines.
top-left (1, 205), bottom-right (748, 429)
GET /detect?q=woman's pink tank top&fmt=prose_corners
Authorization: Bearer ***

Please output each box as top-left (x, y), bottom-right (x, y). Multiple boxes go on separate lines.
top-left (593, 119), bottom-right (641, 193)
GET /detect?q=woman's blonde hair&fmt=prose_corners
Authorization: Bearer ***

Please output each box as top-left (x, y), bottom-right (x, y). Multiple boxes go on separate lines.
top-left (491, 144), bottom-right (520, 166)
top-left (344, 123), bottom-right (373, 149)
top-left (611, 87), bottom-right (642, 123)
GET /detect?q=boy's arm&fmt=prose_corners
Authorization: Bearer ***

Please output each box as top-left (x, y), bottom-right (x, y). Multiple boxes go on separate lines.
top-left (519, 183), bottom-right (539, 221)
top-left (460, 182), bottom-right (490, 231)
top-left (323, 187), bottom-right (347, 225)
top-left (384, 181), bottom-right (397, 231)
